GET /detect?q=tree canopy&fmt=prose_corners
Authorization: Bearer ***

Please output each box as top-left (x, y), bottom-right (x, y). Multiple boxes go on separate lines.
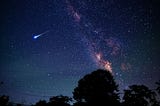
top-left (73, 69), bottom-right (120, 106)
top-left (0, 69), bottom-right (160, 106)
top-left (122, 85), bottom-right (159, 106)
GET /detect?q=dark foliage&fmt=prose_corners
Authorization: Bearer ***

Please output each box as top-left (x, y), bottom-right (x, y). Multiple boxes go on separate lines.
top-left (0, 95), bottom-right (9, 106)
top-left (35, 100), bottom-right (47, 106)
top-left (0, 69), bottom-right (159, 106)
top-left (73, 69), bottom-right (120, 106)
top-left (48, 95), bottom-right (71, 106)
top-left (122, 85), bottom-right (159, 106)
top-left (33, 95), bottom-right (71, 106)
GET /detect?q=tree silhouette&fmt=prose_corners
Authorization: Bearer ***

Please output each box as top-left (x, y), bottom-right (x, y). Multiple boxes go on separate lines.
top-left (0, 95), bottom-right (9, 106)
top-left (48, 95), bottom-right (71, 106)
top-left (73, 101), bottom-right (88, 106)
top-left (73, 69), bottom-right (120, 106)
top-left (35, 100), bottom-right (47, 106)
top-left (122, 85), bottom-right (159, 106)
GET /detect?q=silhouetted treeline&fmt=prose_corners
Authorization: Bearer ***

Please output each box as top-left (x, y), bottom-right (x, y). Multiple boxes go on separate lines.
top-left (1, 69), bottom-right (160, 106)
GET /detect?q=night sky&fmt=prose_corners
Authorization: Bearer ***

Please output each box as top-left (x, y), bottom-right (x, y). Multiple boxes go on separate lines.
top-left (0, 0), bottom-right (160, 104)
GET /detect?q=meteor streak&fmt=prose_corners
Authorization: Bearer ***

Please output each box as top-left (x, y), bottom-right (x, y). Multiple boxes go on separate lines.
top-left (33, 30), bottom-right (49, 39)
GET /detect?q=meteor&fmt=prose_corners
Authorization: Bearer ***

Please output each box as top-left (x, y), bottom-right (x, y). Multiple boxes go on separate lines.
top-left (33, 30), bottom-right (49, 39)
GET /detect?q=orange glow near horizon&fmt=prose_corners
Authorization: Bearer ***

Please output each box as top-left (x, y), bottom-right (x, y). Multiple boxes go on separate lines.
top-left (104, 61), bottom-right (112, 73)
top-left (95, 53), bottom-right (112, 73)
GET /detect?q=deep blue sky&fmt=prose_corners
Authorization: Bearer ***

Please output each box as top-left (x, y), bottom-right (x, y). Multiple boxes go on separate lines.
top-left (0, 0), bottom-right (160, 104)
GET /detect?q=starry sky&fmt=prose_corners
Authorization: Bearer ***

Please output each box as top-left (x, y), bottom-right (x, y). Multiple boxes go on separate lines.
top-left (0, 0), bottom-right (160, 104)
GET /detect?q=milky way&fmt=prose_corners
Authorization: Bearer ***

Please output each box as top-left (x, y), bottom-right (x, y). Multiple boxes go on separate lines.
top-left (66, 0), bottom-right (130, 74)
top-left (65, 0), bottom-right (160, 88)
top-left (0, 0), bottom-right (159, 104)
